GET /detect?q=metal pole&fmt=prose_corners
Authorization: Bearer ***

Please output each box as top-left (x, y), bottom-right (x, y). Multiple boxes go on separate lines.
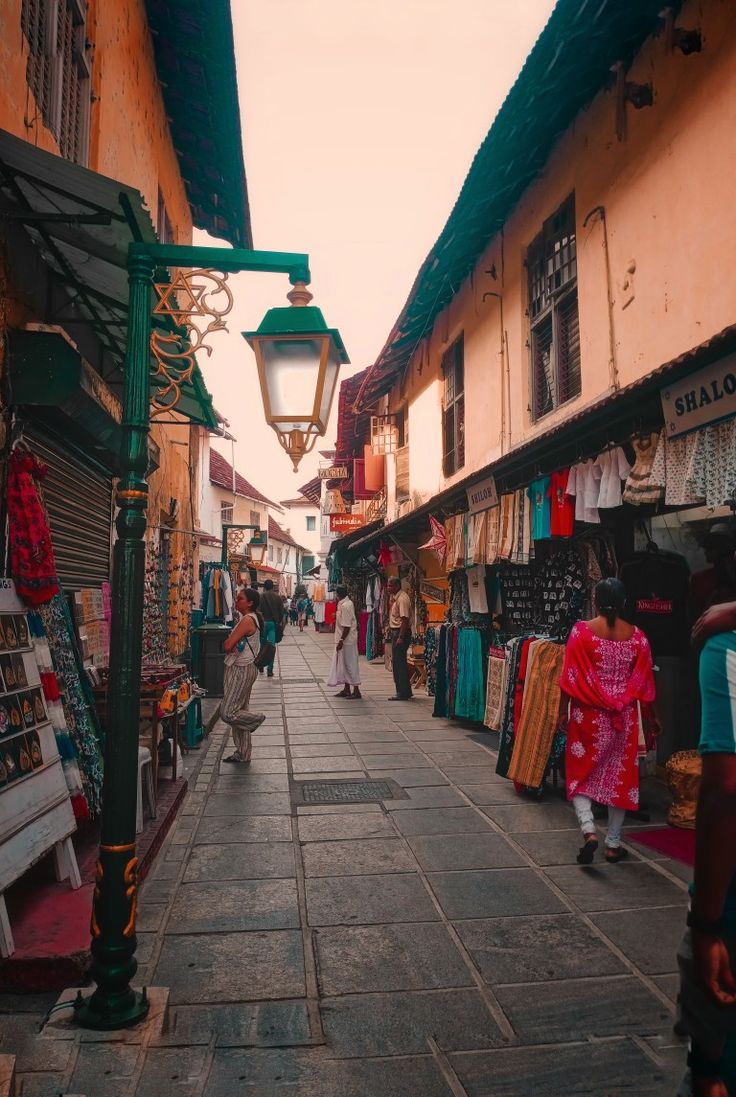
top-left (74, 246), bottom-right (154, 1029)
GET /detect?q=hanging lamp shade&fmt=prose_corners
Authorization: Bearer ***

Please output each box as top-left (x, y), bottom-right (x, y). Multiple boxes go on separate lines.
top-left (243, 284), bottom-right (349, 472)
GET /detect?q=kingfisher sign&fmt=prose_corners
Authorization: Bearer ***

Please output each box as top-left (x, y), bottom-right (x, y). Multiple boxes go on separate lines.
top-left (661, 353), bottom-right (736, 438)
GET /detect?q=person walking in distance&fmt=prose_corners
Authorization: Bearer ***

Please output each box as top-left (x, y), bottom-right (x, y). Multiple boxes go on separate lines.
top-left (327, 585), bottom-right (362, 699)
top-left (220, 587), bottom-right (265, 764)
top-left (296, 593), bottom-right (308, 632)
top-left (676, 599), bottom-right (736, 1097)
top-left (259, 579), bottom-right (284, 678)
top-left (387, 576), bottom-right (413, 701)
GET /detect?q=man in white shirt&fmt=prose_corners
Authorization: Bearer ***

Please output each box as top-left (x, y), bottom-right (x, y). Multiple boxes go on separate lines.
top-left (328, 585), bottom-right (362, 699)
top-left (387, 576), bottom-right (413, 700)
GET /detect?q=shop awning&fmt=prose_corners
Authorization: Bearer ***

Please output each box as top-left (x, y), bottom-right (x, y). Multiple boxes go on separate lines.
top-left (0, 128), bottom-right (218, 431)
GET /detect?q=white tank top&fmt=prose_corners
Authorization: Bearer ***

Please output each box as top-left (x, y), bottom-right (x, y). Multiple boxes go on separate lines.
top-left (224, 613), bottom-right (261, 667)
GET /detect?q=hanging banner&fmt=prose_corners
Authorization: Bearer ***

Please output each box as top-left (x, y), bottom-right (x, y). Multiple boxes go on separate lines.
top-left (661, 353), bottom-right (736, 438)
top-left (330, 513), bottom-right (365, 533)
top-left (319, 465), bottom-right (349, 479)
top-left (420, 581), bottom-right (448, 604)
top-left (467, 474), bottom-right (498, 515)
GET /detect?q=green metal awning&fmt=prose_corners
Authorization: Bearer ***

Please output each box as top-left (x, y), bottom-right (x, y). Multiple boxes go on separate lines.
top-left (0, 128), bottom-right (218, 431)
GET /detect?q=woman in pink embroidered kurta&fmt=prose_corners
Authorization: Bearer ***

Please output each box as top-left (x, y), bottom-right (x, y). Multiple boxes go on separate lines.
top-left (561, 578), bottom-right (657, 864)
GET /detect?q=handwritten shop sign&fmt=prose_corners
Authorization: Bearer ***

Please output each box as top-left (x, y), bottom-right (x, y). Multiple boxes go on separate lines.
top-left (319, 465), bottom-right (349, 480)
top-left (661, 353), bottom-right (736, 438)
top-left (420, 581), bottom-right (448, 604)
top-left (329, 513), bottom-right (365, 533)
top-left (466, 474), bottom-right (498, 515)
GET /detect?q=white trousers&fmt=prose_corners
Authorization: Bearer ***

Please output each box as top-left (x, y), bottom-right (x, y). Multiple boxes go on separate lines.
top-left (572, 794), bottom-right (626, 849)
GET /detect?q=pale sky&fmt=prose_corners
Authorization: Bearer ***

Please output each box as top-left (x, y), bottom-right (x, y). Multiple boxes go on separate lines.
top-left (197, 0), bottom-right (556, 506)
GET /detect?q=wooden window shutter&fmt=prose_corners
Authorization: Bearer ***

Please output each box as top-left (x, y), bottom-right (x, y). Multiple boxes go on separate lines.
top-left (396, 446), bottom-right (410, 497)
top-left (556, 290), bottom-right (581, 405)
top-left (532, 313), bottom-right (554, 420)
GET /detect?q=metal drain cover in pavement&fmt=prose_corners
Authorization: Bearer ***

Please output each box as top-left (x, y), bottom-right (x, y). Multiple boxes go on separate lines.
top-left (291, 778), bottom-right (408, 805)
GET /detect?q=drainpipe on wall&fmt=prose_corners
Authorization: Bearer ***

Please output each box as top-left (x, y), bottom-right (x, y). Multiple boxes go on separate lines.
top-left (482, 291), bottom-right (508, 454)
top-left (583, 205), bottom-right (620, 393)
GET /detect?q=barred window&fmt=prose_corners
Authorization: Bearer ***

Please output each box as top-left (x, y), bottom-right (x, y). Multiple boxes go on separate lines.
top-left (20, 0), bottom-right (91, 165)
top-left (528, 195), bottom-right (580, 420)
top-left (441, 335), bottom-right (465, 478)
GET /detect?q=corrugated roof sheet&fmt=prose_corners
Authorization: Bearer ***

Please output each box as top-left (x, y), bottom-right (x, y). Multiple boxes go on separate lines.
top-left (355, 0), bottom-right (680, 412)
top-left (209, 449), bottom-right (278, 508)
top-left (145, 0), bottom-right (252, 248)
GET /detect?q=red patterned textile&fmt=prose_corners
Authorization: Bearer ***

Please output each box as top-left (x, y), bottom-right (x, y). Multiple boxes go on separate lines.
top-left (561, 621), bottom-right (655, 810)
top-left (7, 450), bottom-right (60, 606)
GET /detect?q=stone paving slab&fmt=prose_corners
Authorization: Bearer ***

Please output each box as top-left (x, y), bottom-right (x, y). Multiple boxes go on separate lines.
top-left (463, 781), bottom-right (539, 806)
top-left (290, 742), bottom-right (356, 756)
top-left (166, 879), bottom-right (300, 932)
top-left (449, 1038), bottom-right (673, 1095)
top-left (297, 811), bottom-right (397, 842)
top-left (183, 842), bottom-right (295, 882)
top-left (211, 772), bottom-right (290, 793)
top-left (206, 1048), bottom-right (455, 1097)
top-left (545, 862), bottom-right (688, 912)
top-left (381, 786), bottom-right (468, 810)
top-left (428, 868), bottom-right (566, 920)
top-left (455, 913), bottom-right (626, 983)
top-left (301, 837), bottom-right (415, 877)
top-left (314, 922), bottom-right (473, 994)
top-left (154, 930), bottom-right (306, 1003)
top-left (217, 757), bottom-right (288, 774)
top-left (494, 975), bottom-right (672, 1043)
top-left (135, 1046), bottom-right (210, 1097)
top-left (193, 815), bottom-right (292, 844)
top-left (204, 792), bottom-right (292, 815)
top-left (407, 832), bottom-right (526, 872)
top-left (366, 767), bottom-right (450, 786)
top-left (296, 802), bottom-right (383, 815)
top-left (481, 802), bottom-right (580, 831)
top-left (390, 806), bottom-right (493, 836)
top-left (306, 872), bottom-right (439, 926)
top-left (291, 757), bottom-right (368, 773)
top-left (591, 906), bottom-right (686, 974)
top-left (512, 829), bottom-right (642, 866)
top-left (355, 752), bottom-right (432, 768)
top-left (320, 988), bottom-right (505, 1055)
top-left (169, 1001), bottom-right (311, 1046)
top-left (69, 1043), bottom-right (140, 1097)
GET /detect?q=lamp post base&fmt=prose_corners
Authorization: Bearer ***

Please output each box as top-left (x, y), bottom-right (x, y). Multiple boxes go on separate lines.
top-left (73, 986), bottom-right (149, 1031)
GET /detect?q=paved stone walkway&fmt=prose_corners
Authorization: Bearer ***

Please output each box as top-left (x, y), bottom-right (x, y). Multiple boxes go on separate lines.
top-left (3, 627), bottom-right (689, 1095)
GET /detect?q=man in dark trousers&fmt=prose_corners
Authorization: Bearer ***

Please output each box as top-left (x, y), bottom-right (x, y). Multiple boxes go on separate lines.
top-left (259, 579), bottom-right (285, 678)
top-left (387, 576), bottom-right (412, 700)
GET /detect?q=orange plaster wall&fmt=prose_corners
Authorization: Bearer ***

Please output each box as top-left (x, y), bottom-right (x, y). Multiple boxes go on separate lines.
top-left (394, 0), bottom-right (736, 504)
top-left (0, 0), bottom-right (191, 244)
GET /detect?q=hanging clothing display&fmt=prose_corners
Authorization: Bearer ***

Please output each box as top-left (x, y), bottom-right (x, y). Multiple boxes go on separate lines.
top-left (506, 640), bottom-right (565, 789)
top-left (527, 476), bottom-right (551, 541)
top-left (622, 432), bottom-right (664, 506)
top-left (620, 549), bottom-right (691, 657)
top-left (567, 459), bottom-right (602, 524)
top-left (649, 431), bottom-right (702, 507)
top-left (483, 648), bottom-right (507, 731)
top-left (595, 447), bottom-right (632, 509)
top-left (533, 547), bottom-right (587, 637)
top-left (549, 469), bottom-right (575, 537)
top-left (454, 629), bottom-right (486, 722)
top-left (29, 596), bottom-right (104, 817)
top-left (485, 505), bottom-right (501, 564)
top-left (7, 449), bottom-right (60, 607)
top-left (497, 493), bottom-right (517, 559)
top-left (686, 418), bottom-right (736, 510)
top-left (200, 564), bottom-right (234, 623)
top-left (510, 488), bottom-right (533, 564)
top-left (424, 625), bottom-right (439, 697)
top-left (466, 565), bottom-right (488, 614)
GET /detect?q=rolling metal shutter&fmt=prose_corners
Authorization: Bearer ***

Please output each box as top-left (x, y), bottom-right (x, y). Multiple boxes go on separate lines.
top-left (25, 426), bottom-right (113, 590)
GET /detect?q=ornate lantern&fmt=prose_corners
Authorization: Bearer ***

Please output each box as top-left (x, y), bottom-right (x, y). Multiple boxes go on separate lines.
top-left (243, 284), bottom-right (349, 472)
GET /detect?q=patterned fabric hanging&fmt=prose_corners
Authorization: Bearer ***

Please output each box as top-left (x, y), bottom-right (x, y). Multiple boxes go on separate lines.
top-left (7, 450), bottom-right (60, 606)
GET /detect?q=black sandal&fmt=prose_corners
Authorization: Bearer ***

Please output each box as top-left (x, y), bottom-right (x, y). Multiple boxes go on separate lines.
top-left (605, 847), bottom-right (628, 864)
top-left (576, 836), bottom-right (599, 864)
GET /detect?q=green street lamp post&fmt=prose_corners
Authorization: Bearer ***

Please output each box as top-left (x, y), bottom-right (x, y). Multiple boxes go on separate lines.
top-left (74, 242), bottom-right (344, 1030)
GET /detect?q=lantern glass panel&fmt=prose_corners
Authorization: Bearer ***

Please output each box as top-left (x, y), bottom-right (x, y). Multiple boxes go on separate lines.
top-left (317, 343), bottom-right (342, 429)
top-left (260, 337), bottom-right (326, 430)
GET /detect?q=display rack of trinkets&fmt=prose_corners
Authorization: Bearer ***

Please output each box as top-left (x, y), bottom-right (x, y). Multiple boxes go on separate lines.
top-left (142, 535), bottom-right (168, 664)
top-left (167, 532), bottom-right (194, 657)
top-left (0, 611), bottom-right (48, 789)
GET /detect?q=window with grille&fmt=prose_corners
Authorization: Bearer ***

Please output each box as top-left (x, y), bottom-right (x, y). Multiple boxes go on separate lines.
top-left (20, 0), bottom-right (92, 165)
top-left (528, 195), bottom-right (581, 421)
top-left (306, 516), bottom-right (316, 531)
top-left (220, 502), bottom-right (234, 526)
top-left (441, 335), bottom-right (465, 477)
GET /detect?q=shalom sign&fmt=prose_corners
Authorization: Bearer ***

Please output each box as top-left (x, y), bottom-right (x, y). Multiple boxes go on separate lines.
top-left (319, 465), bottom-right (349, 479)
top-left (661, 353), bottom-right (736, 438)
top-left (329, 513), bottom-right (365, 533)
top-left (466, 474), bottom-right (499, 515)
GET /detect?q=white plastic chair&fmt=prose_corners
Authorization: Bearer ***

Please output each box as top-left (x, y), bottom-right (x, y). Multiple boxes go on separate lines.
top-left (136, 745), bottom-right (155, 834)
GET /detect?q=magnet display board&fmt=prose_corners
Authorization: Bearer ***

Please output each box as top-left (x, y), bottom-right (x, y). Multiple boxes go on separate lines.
top-left (0, 580), bottom-right (79, 957)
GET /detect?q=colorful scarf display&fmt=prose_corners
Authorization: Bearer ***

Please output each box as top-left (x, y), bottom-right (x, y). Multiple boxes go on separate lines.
top-left (7, 450), bottom-right (60, 606)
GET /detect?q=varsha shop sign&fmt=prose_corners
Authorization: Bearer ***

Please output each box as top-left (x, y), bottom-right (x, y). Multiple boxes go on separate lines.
top-left (661, 353), bottom-right (736, 438)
